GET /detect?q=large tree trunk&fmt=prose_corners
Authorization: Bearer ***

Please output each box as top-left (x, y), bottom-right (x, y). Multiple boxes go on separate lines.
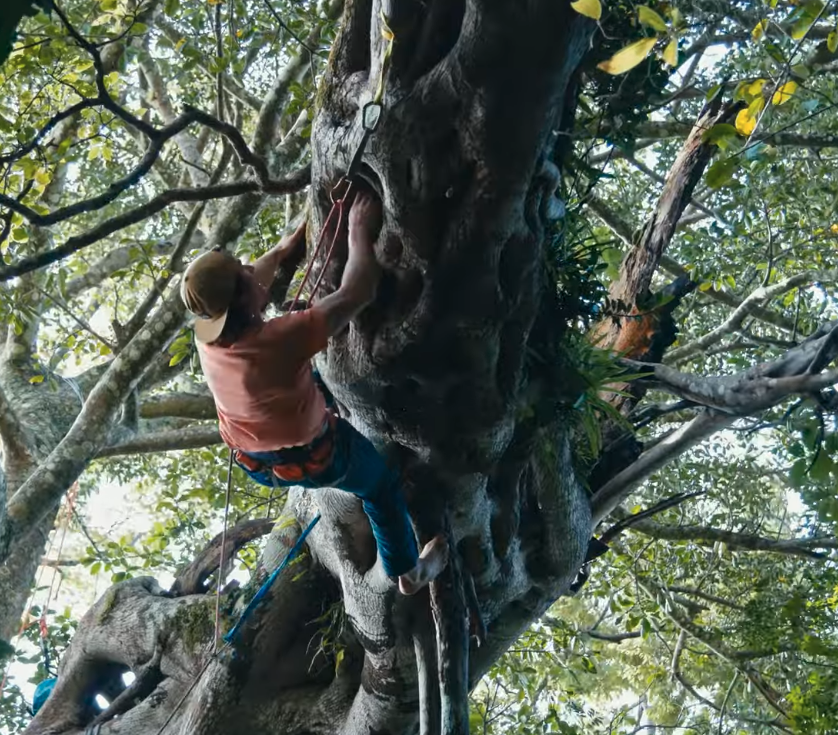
top-left (23, 2), bottom-right (596, 733)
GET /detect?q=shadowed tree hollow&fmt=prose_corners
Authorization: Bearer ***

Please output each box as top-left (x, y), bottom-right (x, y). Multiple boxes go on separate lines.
top-left (2, 0), bottom-right (838, 733)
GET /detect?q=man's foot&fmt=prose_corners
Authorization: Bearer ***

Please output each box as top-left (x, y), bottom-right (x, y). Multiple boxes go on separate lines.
top-left (398, 534), bottom-right (450, 596)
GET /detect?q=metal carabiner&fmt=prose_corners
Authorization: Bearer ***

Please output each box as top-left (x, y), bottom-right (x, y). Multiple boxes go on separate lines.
top-left (345, 102), bottom-right (382, 181)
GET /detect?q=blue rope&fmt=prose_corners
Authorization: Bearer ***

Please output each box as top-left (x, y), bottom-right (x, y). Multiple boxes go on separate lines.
top-left (223, 513), bottom-right (321, 645)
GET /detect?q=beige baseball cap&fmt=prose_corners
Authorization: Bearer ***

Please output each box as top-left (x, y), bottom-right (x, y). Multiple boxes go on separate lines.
top-left (180, 250), bottom-right (242, 343)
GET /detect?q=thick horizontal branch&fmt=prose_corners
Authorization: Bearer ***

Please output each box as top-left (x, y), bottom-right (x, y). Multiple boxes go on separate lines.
top-left (625, 359), bottom-right (838, 414)
top-left (590, 411), bottom-right (734, 527)
top-left (139, 392), bottom-right (216, 420)
top-left (96, 424), bottom-right (222, 458)
top-left (62, 238), bottom-right (182, 299)
top-left (584, 629), bottom-right (641, 643)
top-left (0, 165), bottom-right (310, 283)
top-left (632, 520), bottom-right (836, 559)
top-left (170, 517), bottom-right (274, 596)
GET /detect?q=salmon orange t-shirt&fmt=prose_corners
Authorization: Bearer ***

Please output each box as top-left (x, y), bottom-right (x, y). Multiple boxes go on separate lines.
top-left (198, 309), bottom-right (330, 452)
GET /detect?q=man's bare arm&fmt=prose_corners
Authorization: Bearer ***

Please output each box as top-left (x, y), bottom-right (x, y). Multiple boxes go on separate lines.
top-left (252, 220), bottom-right (307, 291)
top-left (313, 192), bottom-right (382, 337)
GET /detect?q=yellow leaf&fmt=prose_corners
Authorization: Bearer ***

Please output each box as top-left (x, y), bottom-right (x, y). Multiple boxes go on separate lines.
top-left (662, 39), bottom-right (678, 67)
top-left (34, 169), bottom-right (51, 186)
top-left (735, 107), bottom-right (757, 136)
top-left (597, 36), bottom-right (658, 76)
top-left (752, 19), bottom-right (768, 40)
top-left (831, 223), bottom-right (838, 233)
top-left (772, 80), bottom-right (798, 106)
top-left (571, 0), bottom-right (602, 21)
top-left (669, 8), bottom-right (683, 28)
top-left (637, 5), bottom-right (668, 32)
top-left (175, 37), bottom-right (186, 52)
top-left (29, 375), bottom-right (44, 384)
top-left (747, 78), bottom-right (766, 98)
top-left (379, 9), bottom-right (394, 41)
top-left (828, 31), bottom-right (838, 54)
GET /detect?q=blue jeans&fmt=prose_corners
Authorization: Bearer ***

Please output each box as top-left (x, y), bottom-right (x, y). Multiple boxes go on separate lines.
top-left (238, 395), bottom-right (419, 578)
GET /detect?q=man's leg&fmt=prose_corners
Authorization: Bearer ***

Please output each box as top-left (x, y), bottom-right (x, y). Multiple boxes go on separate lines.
top-left (312, 418), bottom-right (447, 589)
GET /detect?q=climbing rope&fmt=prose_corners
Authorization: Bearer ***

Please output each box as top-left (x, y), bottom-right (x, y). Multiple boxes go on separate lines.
top-left (213, 449), bottom-right (235, 652)
top-left (287, 12), bottom-right (392, 313)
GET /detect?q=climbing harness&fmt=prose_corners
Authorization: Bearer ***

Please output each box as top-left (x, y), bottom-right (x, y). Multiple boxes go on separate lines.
top-left (234, 411), bottom-right (339, 483)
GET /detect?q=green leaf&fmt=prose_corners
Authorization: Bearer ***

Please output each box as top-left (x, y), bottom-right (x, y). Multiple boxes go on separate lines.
top-left (703, 123), bottom-right (739, 146)
top-left (705, 158), bottom-right (738, 189)
top-left (790, 16), bottom-right (815, 40)
top-left (29, 375), bottom-right (44, 384)
top-left (168, 351), bottom-right (188, 367)
top-left (11, 226), bottom-right (28, 242)
top-left (828, 31), bottom-right (838, 53)
top-left (637, 5), bottom-right (668, 32)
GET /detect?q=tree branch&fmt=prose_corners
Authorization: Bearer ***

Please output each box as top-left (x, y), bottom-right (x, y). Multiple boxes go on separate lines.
top-left (1, 287), bottom-right (188, 561)
top-left (606, 98), bottom-right (739, 310)
top-left (590, 411), bottom-right (735, 527)
top-left (640, 578), bottom-right (790, 721)
top-left (96, 423), bottom-right (222, 458)
top-left (586, 196), bottom-right (799, 335)
top-left (139, 392), bottom-right (215, 420)
top-left (666, 272), bottom-right (836, 363)
top-left (632, 520), bottom-right (835, 559)
top-left (0, 380), bottom-right (32, 469)
top-left (659, 255), bottom-right (799, 333)
top-left (62, 236), bottom-right (193, 299)
top-left (584, 629), bottom-right (642, 643)
top-left (0, 165), bottom-right (310, 282)
top-left (170, 517), bottom-right (274, 596)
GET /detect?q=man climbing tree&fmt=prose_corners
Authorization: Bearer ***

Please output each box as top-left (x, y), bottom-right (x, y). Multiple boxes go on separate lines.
top-left (1, 0), bottom-right (838, 733)
top-left (181, 190), bottom-right (449, 595)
